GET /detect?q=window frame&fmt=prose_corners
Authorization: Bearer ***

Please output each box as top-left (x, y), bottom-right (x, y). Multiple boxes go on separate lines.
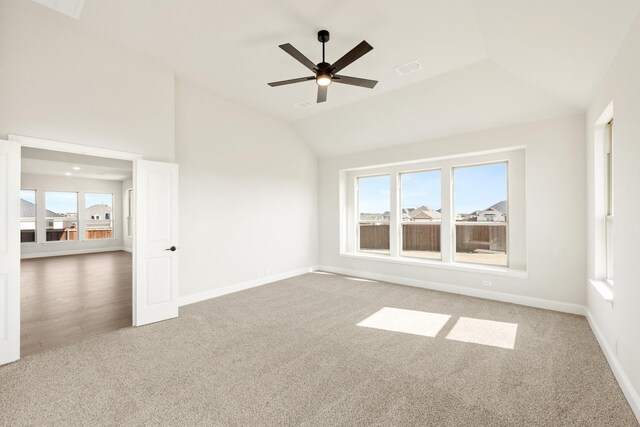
top-left (398, 168), bottom-right (443, 261)
top-left (44, 190), bottom-right (79, 243)
top-left (452, 160), bottom-right (509, 267)
top-left (84, 192), bottom-right (115, 241)
top-left (341, 148), bottom-right (525, 275)
top-left (19, 189), bottom-right (38, 245)
top-left (356, 173), bottom-right (391, 255)
top-left (604, 120), bottom-right (614, 284)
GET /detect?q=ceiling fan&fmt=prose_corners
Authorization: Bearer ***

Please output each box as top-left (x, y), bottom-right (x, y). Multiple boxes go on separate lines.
top-left (268, 30), bottom-right (378, 103)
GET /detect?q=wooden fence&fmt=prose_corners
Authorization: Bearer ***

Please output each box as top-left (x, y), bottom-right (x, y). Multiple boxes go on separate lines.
top-left (359, 223), bottom-right (506, 253)
top-left (44, 228), bottom-right (112, 241)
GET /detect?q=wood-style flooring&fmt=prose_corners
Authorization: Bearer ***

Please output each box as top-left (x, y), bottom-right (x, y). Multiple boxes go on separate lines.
top-left (21, 251), bottom-right (132, 356)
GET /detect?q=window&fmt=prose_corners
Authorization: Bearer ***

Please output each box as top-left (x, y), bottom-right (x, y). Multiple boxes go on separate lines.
top-left (45, 191), bottom-right (78, 241)
top-left (605, 120), bottom-right (614, 282)
top-left (454, 162), bottom-right (508, 266)
top-left (85, 193), bottom-right (113, 240)
top-left (400, 170), bottom-right (441, 260)
top-left (344, 149), bottom-right (524, 271)
top-left (20, 190), bottom-right (37, 243)
top-left (126, 189), bottom-right (133, 237)
top-left (357, 175), bottom-right (390, 255)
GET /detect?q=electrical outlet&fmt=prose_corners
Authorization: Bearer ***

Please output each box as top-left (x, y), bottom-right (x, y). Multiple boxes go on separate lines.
top-left (482, 280), bottom-right (492, 287)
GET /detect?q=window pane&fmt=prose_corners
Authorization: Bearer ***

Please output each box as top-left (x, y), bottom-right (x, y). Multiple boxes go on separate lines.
top-left (358, 175), bottom-right (390, 255)
top-left (85, 193), bottom-right (113, 239)
top-left (126, 189), bottom-right (133, 237)
top-left (20, 190), bottom-right (37, 243)
top-left (454, 163), bottom-right (508, 266)
top-left (400, 170), bottom-right (441, 260)
top-left (45, 192), bottom-right (78, 241)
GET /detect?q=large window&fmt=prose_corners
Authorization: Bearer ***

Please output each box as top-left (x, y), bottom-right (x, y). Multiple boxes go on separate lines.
top-left (345, 150), bottom-right (523, 270)
top-left (85, 193), bottom-right (113, 239)
top-left (400, 170), bottom-right (441, 260)
top-left (20, 190), bottom-right (37, 243)
top-left (454, 163), bottom-right (508, 266)
top-left (357, 175), bottom-right (390, 255)
top-left (605, 120), bottom-right (614, 282)
top-left (45, 191), bottom-right (78, 241)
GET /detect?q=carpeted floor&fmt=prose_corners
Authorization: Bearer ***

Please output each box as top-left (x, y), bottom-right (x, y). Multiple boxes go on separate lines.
top-left (0, 272), bottom-right (637, 426)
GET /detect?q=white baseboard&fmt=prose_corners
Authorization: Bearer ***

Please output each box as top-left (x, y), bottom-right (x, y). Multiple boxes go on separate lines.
top-left (316, 265), bottom-right (586, 315)
top-left (121, 247), bottom-right (133, 253)
top-left (586, 310), bottom-right (640, 421)
top-left (21, 247), bottom-right (128, 259)
top-left (178, 266), bottom-right (315, 307)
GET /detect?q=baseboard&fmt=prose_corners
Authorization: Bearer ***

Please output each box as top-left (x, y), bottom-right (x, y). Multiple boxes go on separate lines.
top-left (316, 265), bottom-right (586, 315)
top-left (178, 266), bottom-right (316, 307)
top-left (121, 247), bottom-right (133, 253)
top-left (586, 310), bottom-right (640, 421)
top-left (21, 247), bottom-right (128, 259)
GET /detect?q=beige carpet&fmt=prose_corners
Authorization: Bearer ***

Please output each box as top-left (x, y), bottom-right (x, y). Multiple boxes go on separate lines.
top-left (0, 272), bottom-right (637, 426)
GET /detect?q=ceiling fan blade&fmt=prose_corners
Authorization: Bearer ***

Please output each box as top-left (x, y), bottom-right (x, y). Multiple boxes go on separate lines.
top-left (279, 43), bottom-right (317, 72)
top-left (329, 41), bottom-right (373, 74)
top-left (268, 76), bottom-right (315, 87)
top-left (333, 75), bottom-right (378, 89)
top-left (317, 85), bottom-right (327, 103)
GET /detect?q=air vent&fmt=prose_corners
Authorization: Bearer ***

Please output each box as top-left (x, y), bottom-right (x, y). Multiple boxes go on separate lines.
top-left (294, 100), bottom-right (314, 109)
top-left (32, 0), bottom-right (85, 19)
top-left (395, 60), bottom-right (422, 76)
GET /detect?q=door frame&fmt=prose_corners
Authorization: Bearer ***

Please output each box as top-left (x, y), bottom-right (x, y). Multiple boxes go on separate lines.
top-left (8, 134), bottom-right (144, 333)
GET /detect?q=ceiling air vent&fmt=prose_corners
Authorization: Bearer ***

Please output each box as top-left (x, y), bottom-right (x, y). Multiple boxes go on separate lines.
top-left (294, 100), bottom-right (314, 109)
top-left (32, 0), bottom-right (85, 19)
top-left (395, 60), bottom-right (422, 76)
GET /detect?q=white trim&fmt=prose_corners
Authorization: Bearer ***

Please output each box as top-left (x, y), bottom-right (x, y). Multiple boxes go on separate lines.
top-left (20, 247), bottom-right (127, 259)
top-left (588, 279), bottom-right (614, 305)
top-left (178, 266), bottom-right (315, 307)
top-left (339, 252), bottom-right (528, 279)
top-left (8, 134), bottom-right (142, 161)
top-left (586, 310), bottom-right (640, 422)
top-left (317, 265), bottom-right (583, 315)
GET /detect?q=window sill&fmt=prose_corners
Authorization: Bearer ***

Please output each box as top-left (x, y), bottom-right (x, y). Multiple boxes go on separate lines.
top-left (589, 279), bottom-right (614, 304)
top-left (339, 252), bottom-right (528, 279)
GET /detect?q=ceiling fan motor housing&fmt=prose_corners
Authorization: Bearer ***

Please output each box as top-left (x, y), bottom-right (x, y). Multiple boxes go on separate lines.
top-left (317, 30), bottom-right (330, 43)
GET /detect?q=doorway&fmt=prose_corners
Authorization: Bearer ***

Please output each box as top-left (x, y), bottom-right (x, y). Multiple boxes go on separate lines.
top-left (19, 147), bottom-right (134, 355)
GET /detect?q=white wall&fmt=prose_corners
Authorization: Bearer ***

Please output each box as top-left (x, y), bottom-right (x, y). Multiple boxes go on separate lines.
top-left (175, 80), bottom-right (318, 298)
top-left (586, 12), bottom-right (640, 416)
top-left (319, 115), bottom-right (586, 307)
top-left (21, 174), bottom-right (124, 258)
top-left (0, 0), bottom-right (175, 162)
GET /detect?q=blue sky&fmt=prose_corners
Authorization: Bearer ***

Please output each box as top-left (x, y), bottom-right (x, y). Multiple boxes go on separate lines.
top-left (358, 163), bottom-right (507, 214)
top-left (20, 190), bottom-right (35, 204)
top-left (39, 192), bottom-right (113, 215)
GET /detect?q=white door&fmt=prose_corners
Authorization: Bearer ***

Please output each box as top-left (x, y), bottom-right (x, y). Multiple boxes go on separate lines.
top-left (134, 159), bottom-right (179, 326)
top-left (0, 140), bottom-right (20, 365)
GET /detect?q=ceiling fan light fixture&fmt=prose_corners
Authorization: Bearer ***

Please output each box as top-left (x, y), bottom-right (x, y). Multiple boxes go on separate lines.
top-left (316, 74), bottom-right (332, 86)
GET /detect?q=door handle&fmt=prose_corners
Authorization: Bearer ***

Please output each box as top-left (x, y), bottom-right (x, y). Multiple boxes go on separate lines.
top-left (165, 246), bottom-right (177, 252)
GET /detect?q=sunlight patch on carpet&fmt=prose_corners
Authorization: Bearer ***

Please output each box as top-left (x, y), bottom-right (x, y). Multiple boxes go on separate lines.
top-left (446, 317), bottom-right (518, 349)
top-left (357, 307), bottom-right (451, 337)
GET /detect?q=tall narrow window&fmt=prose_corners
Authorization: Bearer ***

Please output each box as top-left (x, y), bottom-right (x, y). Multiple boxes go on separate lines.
top-left (605, 120), bottom-right (614, 282)
top-left (454, 163), bottom-right (508, 266)
top-left (20, 190), bottom-right (37, 243)
top-left (85, 193), bottom-right (113, 239)
top-left (126, 188), bottom-right (133, 237)
top-left (400, 170), bottom-right (441, 260)
top-left (45, 191), bottom-right (78, 241)
top-left (357, 175), bottom-right (390, 255)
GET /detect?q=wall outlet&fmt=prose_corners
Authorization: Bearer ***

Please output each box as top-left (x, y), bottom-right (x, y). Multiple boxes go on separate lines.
top-left (482, 280), bottom-right (492, 287)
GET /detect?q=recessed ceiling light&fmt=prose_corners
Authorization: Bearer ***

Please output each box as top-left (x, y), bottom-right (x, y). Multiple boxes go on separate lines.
top-left (72, 166), bottom-right (81, 171)
top-left (65, 172), bottom-right (72, 176)
top-left (294, 100), bottom-right (314, 109)
top-left (32, 0), bottom-right (86, 19)
top-left (395, 60), bottom-right (422, 76)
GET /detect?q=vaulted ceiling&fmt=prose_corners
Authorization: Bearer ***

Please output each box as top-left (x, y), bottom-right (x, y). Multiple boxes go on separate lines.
top-left (30, 0), bottom-right (640, 156)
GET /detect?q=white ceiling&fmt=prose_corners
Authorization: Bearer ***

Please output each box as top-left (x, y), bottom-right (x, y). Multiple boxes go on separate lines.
top-left (33, 0), bottom-right (640, 156)
top-left (22, 148), bottom-right (132, 181)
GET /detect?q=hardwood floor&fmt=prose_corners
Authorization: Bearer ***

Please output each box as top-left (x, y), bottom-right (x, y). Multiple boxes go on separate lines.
top-left (21, 251), bottom-right (132, 356)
